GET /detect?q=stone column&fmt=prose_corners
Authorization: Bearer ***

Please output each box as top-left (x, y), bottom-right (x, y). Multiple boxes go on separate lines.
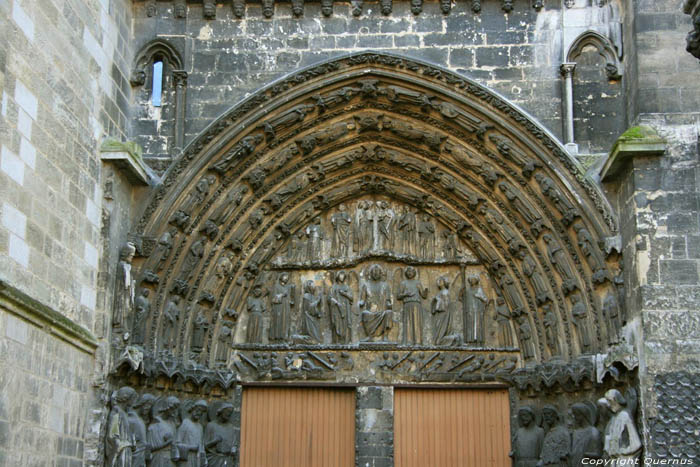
top-left (559, 63), bottom-right (577, 155)
top-left (173, 70), bottom-right (188, 154)
top-left (356, 386), bottom-right (393, 467)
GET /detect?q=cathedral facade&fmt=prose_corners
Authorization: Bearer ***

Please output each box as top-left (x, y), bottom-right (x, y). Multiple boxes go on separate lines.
top-left (0, 0), bottom-right (698, 465)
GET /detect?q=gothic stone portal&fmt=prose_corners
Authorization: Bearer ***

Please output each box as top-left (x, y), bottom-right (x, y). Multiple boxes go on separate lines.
top-left (107, 53), bottom-right (631, 466)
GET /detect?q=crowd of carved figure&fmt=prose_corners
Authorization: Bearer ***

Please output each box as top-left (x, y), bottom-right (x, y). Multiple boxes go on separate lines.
top-left (105, 387), bottom-right (237, 467)
top-left (242, 263), bottom-right (506, 348)
top-left (278, 200), bottom-right (464, 264)
top-left (512, 389), bottom-right (641, 467)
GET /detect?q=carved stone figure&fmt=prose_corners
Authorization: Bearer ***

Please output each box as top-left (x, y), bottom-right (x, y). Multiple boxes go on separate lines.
top-left (539, 405), bottom-right (570, 467)
top-left (299, 280), bottom-right (322, 343)
top-left (375, 200), bottom-right (394, 250)
top-left (431, 276), bottom-right (452, 345)
top-left (179, 237), bottom-right (206, 282)
top-left (306, 217), bottom-right (324, 262)
top-left (216, 323), bottom-right (232, 362)
top-left (321, 0), bottom-right (333, 16)
top-left (182, 175), bottom-right (216, 215)
top-left (360, 264), bottom-right (393, 341)
top-left (262, 0), bottom-right (274, 18)
top-left (417, 214), bottom-right (435, 259)
top-left (162, 296), bottom-right (181, 349)
top-left (542, 304), bottom-right (561, 356)
top-left (270, 273), bottom-right (295, 342)
top-left (355, 200), bottom-right (374, 253)
top-left (498, 181), bottom-right (544, 236)
top-left (573, 222), bottom-right (608, 282)
top-left (494, 296), bottom-right (513, 347)
top-left (535, 173), bottom-right (578, 225)
top-left (461, 275), bottom-right (487, 344)
top-left (204, 254), bottom-right (233, 297)
top-left (132, 289), bottom-right (150, 346)
top-left (113, 242), bottom-right (136, 330)
top-left (176, 400), bottom-right (207, 466)
top-left (204, 403), bottom-right (237, 466)
top-left (570, 403), bottom-right (603, 466)
top-left (232, 0), bottom-right (245, 17)
top-left (570, 293), bottom-right (591, 350)
top-left (410, 0), bottom-right (423, 14)
top-left (212, 135), bottom-right (262, 174)
top-left (328, 271), bottom-right (354, 344)
top-left (499, 273), bottom-right (525, 315)
top-left (598, 389), bottom-right (641, 465)
top-left (441, 230), bottom-right (458, 260)
top-left (510, 406), bottom-right (544, 467)
top-left (291, 0), bottom-right (303, 16)
top-left (517, 315), bottom-right (535, 359)
top-left (287, 230), bottom-right (306, 263)
top-left (397, 207), bottom-right (417, 255)
top-left (543, 233), bottom-right (577, 293)
top-left (520, 251), bottom-right (551, 305)
top-left (154, 230), bottom-right (174, 272)
top-left (105, 386), bottom-right (135, 467)
top-left (397, 266), bottom-right (428, 345)
top-left (240, 287), bottom-right (265, 345)
top-left (191, 310), bottom-right (209, 353)
top-left (380, 0), bottom-right (392, 15)
top-left (262, 104), bottom-right (313, 141)
top-left (209, 185), bottom-right (248, 225)
top-left (603, 291), bottom-right (621, 343)
top-left (129, 393), bottom-right (156, 467)
top-left (440, 0), bottom-right (451, 13)
top-left (148, 396), bottom-right (180, 467)
top-left (203, 0), bottom-right (216, 19)
top-left (331, 204), bottom-right (352, 257)
top-left (146, 0), bottom-right (156, 16)
top-left (351, 0), bottom-right (363, 16)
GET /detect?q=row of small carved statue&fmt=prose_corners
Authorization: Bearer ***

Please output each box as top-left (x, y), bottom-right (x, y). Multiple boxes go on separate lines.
top-left (105, 386), bottom-right (237, 467)
top-left (512, 389), bottom-right (641, 467)
top-left (142, 0), bottom-right (544, 21)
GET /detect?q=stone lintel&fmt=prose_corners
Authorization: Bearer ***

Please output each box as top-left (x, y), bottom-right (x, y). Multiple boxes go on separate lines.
top-left (0, 279), bottom-right (98, 354)
top-left (100, 139), bottom-right (151, 186)
top-left (600, 125), bottom-right (666, 182)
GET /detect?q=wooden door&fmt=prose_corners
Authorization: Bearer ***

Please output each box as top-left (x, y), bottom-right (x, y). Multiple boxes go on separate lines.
top-left (394, 388), bottom-right (511, 467)
top-left (240, 386), bottom-right (355, 467)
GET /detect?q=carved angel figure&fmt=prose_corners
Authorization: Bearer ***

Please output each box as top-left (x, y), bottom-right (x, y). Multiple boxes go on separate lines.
top-left (398, 266), bottom-right (428, 345)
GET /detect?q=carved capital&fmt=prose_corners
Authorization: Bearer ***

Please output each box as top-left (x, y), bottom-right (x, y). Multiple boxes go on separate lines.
top-left (173, 70), bottom-right (188, 88)
top-left (559, 63), bottom-right (576, 78)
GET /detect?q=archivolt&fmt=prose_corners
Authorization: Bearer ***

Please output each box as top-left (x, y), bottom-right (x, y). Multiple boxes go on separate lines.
top-left (131, 52), bottom-right (621, 367)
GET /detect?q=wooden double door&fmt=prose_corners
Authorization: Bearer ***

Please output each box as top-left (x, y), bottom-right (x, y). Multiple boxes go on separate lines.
top-left (240, 386), bottom-right (510, 467)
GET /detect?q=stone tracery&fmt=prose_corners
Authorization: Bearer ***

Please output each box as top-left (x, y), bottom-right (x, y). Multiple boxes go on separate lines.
top-left (121, 53), bottom-right (621, 383)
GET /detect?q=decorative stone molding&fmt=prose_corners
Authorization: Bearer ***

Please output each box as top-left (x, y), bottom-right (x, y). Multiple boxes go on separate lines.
top-left (0, 279), bottom-right (98, 354)
top-left (133, 0), bottom-right (547, 17)
top-left (600, 126), bottom-right (667, 182)
top-left (100, 139), bottom-right (153, 185)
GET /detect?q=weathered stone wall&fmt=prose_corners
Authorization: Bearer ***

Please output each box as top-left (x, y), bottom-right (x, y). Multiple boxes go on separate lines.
top-left (0, 302), bottom-right (95, 465)
top-left (0, 0), bottom-right (135, 464)
top-left (132, 1), bottom-right (630, 169)
top-left (356, 386), bottom-right (394, 467)
top-left (612, 0), bottom-right (700, 460)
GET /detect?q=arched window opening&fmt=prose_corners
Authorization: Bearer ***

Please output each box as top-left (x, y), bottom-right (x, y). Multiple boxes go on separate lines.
top-left (152, 59), bottom-right (163, 107)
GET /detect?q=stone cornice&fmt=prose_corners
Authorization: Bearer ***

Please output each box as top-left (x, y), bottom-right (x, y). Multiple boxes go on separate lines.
top-left (0, 279), bottom-right (99, 355)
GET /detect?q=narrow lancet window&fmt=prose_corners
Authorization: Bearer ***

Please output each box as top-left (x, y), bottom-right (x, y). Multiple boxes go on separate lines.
top-left (152, 60), bottom-right (163, 106)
